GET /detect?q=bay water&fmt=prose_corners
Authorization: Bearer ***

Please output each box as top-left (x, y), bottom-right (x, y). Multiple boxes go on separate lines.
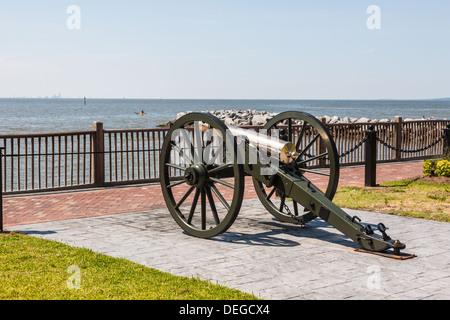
top-left (1, 98), bottom-right (449, 135)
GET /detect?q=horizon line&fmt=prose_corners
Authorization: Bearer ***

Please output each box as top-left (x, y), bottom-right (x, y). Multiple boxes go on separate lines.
top-left (1, 97), bottom-right (449, 101)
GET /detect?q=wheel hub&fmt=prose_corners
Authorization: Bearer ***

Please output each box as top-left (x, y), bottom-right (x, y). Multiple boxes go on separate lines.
top-left (184, 164), bottom-right (208, 187)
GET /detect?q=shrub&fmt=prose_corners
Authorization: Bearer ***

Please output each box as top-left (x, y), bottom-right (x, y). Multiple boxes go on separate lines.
top-left (423, 159), bottom-right (450, 177)
top-left (423, 160), bottom-right (437, 176)
top-left (435, 160), bottom-right (450, 177)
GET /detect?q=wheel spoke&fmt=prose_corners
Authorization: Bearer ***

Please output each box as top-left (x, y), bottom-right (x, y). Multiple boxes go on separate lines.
top-left (167, 179), bottom-right (186, 188)
top-left (207, 163), bottom-right (233, 175)
top-left (266, 187), bottom-right (277, 200)
top-left (209, 177), bottom-right (234, 189)
top-left (295, 123), bottom-right (307, 150)
top-left (201, 187), bottom-right (206, 230)
top-left (296, 152), bottom-right (328, 165)
top-left (206, 186), bottom-right (220, 224)
top-left (293, 201), bottom-right (299, 216)
top-left (174, 185), bottom-right (195, 209)
top-left (300, 168), bottom-right (330, 176)
top-left (279, 195), bottom-right (286, 212)
top-left (170, 142), bottom-right (194, 165)
top-left (210, 183), bottom-right (230, 211)
top-left (165, 163), bottom-right (187, 171)
top-left (187, 188), bottom-right (200, 224)
top-left (297, 133), bottom-right (320, 159)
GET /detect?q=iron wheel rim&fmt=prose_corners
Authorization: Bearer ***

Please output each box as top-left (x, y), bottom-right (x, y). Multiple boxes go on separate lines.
top-left (160, 112), bottom-right (245, 238)
top-left (253, 111), bottom-right (340, 224)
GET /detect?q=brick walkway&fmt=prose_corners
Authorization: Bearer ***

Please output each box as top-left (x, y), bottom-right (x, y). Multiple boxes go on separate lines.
top-left (2, 161), bottom-right (424, 227)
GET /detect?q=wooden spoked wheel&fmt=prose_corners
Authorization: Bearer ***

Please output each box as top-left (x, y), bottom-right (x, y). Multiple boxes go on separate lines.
top-left (160, 113), bottom-right (244, 238)
top-left (253, 111), bottom-right (340, 224)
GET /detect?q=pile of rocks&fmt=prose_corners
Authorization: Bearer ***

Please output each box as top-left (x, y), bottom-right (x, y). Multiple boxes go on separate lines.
top-left (321, 115), bottom-right (390, 124)
top-left (160, 110), bottom-right (438, 127)
top-left (162, 109), bottom-right (277, 127)
top-left (199, 109), bottom-right (276, 126)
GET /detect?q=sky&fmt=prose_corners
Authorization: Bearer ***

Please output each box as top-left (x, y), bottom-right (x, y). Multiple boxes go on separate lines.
top-left (0, 0), bottom-right (449, 100)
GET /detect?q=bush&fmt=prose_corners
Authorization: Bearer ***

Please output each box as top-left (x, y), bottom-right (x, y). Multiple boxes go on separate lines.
top-left (435, 160), bottom-right (450, 177)
top-left (423, 160), bottom-right (436, 176)
top-left (423, 159), bottom-right (450, 177)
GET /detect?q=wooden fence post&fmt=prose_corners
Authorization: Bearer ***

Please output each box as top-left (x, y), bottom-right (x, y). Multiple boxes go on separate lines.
top-left (91, 121), bottom-right (105, 187)
top-left (394, 116), bottom-right (403, 160)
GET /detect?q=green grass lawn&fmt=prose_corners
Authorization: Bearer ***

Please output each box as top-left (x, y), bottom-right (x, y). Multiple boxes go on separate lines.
top-left (333, 178), bottom-right (450, 222)
top-left (0, 231), bottom-right (259, 300)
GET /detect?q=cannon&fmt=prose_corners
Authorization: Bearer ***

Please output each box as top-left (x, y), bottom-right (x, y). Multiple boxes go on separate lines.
top-left (159, 111), bottom-right (413, 258)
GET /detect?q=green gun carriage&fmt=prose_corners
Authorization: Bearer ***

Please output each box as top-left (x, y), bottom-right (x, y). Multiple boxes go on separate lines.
top-left (160, 111), bottom-right (411, 258)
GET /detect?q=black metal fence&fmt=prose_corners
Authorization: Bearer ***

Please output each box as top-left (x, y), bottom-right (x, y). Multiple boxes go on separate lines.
top-left (363, 123), bottom-right (450, 186)
top-left (1, 119), bottom-right (449, 195)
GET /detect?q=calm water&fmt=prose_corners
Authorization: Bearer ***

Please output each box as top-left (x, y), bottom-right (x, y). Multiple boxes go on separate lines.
top-left (1, 98), bottom-right (449, 134)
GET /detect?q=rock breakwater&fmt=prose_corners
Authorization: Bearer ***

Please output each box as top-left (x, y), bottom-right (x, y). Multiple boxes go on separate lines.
top-left (160, 109), bottom-right (439, 127)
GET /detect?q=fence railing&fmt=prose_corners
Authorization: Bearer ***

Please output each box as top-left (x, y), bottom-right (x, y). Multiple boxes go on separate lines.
top-left (328, 117), bottom-right (448, 165)
top-left (103, 127), bottom-right (167, 185)
top-left (1, 130), bottom-right (94, 193)
top-left (1, 118), bottom-right (449, 194)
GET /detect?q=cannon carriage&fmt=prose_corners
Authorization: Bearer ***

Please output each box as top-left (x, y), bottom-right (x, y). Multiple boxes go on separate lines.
top-left (159, 111), bottom-right (411, 258)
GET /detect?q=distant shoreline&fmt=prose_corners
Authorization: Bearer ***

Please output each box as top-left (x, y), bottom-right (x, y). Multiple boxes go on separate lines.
top-left (1, 97), bottom-right (450, 101)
